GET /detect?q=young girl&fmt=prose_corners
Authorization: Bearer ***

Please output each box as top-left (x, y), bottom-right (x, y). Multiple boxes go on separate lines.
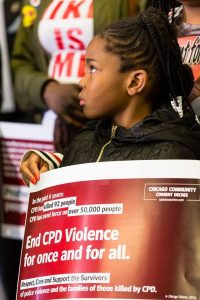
top-left (12, 0), bottom-right (137, 152)
top-left (20, 7), bottom-right (200, 186)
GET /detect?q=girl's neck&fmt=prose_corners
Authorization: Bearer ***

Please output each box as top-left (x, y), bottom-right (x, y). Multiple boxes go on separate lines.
top-left (182, 5), bottom-right (200, 25)
top-left (113, 104), bottom-right (152, 129)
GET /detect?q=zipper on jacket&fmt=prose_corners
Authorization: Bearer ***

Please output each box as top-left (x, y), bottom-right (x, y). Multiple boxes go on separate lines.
top-left (96, 125), bottom-right (118, 162)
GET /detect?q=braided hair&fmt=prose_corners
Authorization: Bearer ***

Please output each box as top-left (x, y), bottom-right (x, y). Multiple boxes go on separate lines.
top-left (149, 1), bottom-right (183, 26)
top-left (149, 0), bottom-right (179, 15)
top-left (98, 8), bottom-right (194, 115)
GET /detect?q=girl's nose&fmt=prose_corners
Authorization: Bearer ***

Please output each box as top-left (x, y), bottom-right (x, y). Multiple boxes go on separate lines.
top-left (79, 76), bottom-right (85, 89)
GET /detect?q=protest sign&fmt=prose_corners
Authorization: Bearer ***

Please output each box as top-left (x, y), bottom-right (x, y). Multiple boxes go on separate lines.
top-left (0, 120), bottom-right (54, 239)
top-left (16, 160), bottom-right (200, 299)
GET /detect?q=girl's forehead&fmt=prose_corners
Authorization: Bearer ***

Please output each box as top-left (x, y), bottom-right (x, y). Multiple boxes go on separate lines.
top-left (85, 36), bottom-right (121, 69)
top-left (86, 36), bottom-right (106, 56)
top-left (87, 36), bottom-right (105, 50)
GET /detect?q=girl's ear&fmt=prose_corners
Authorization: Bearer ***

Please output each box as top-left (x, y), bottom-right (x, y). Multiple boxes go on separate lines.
top-left (127, 70), bottom-right (148, 96)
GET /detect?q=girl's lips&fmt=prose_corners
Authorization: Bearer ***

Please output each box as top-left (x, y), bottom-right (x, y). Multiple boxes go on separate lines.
top-left (79, 98), bottom-right (86, 106)
top-left (79, 95), bottom-right (86, 106)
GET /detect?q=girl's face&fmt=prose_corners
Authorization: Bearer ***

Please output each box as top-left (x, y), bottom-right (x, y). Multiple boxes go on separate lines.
top-left (79, 36), bottom-right (131, 121)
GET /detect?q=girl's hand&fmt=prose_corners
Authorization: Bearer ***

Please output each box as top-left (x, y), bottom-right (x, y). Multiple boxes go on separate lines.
top-left (20, 152), bottom-right (49, 186)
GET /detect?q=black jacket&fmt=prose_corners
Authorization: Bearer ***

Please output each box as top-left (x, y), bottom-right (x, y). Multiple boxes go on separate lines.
top-left (61, 106), bottom-right (200, 167)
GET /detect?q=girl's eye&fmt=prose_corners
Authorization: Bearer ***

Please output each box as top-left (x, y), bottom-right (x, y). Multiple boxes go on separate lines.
top-left (89, 65), bottom-right (97, 73)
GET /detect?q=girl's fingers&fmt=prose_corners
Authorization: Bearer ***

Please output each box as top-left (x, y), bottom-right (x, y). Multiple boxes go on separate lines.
top-left (39, 162), bottom-right (49, 174)
top-left (20, 153), bottom-right (50, 186)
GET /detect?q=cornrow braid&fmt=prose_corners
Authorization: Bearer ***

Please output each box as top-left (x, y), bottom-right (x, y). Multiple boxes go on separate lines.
top-left (98, 8), bottom-right (194, 114)
top-left (149, 1), bottom-right (195, 112)
top-left (149, 0), bottom-right (180, 21)
top-left (139, 9), bottom-right (187, 103)
top-left (150, 0), bottom-right (175, 13)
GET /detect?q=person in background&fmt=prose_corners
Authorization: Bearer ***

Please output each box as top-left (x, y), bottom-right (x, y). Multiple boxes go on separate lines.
top-left (20, 7), bottom-right (200, 186)
top-left (0, 2), bottom-right (24, 300)
top-left (11, 0), bottom-right (140, 153)
top-left (151, 0), bottom-right (200, 117)
top-left (0, 0), bottom-right (21, 117)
